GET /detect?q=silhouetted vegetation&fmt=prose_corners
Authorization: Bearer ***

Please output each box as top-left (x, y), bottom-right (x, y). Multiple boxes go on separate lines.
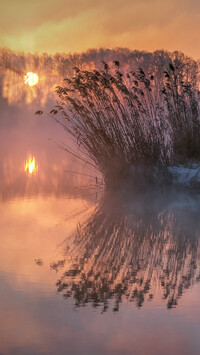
top-left (50, 51), bottom-right (200, 185)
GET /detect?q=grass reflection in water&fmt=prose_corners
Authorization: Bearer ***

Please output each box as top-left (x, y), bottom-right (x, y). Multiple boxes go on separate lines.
top-left (49, 188), bottom-right (200, 312)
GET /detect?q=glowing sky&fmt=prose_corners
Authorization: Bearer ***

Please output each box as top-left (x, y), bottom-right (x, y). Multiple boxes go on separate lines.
top-left (0, 0), bottom-right (200, 57)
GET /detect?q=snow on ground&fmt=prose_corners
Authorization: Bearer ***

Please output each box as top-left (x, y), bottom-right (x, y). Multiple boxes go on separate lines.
top-left (169, 164), bottom-right (200, 186)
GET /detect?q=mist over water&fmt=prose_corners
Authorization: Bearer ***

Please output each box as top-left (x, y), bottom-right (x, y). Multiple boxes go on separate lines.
top-left (1, 50), bottom-right (200, 355)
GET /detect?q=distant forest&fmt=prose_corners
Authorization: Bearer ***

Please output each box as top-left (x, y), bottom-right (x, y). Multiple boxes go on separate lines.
top-left (0, 47), bottom-right (200, 80)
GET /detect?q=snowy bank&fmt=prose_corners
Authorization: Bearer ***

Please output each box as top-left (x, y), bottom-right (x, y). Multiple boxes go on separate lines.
top-left (169, 164), bottom-right (200, 187)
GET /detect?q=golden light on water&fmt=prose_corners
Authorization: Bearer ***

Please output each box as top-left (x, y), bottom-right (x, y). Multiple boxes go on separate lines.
top-left (24, 157), bottom-right (38, 174)
top-left (24, 72), bottom-right (39, 86)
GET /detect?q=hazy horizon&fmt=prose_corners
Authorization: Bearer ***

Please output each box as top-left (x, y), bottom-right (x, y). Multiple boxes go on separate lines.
top-left (1, 46), bottom-right (200, 61)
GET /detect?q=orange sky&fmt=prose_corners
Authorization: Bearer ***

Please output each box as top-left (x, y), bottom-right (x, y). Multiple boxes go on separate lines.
top-left (0, 0), bottom-right (200, 58)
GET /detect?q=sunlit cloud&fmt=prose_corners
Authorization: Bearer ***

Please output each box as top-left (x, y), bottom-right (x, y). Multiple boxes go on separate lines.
top-left (0, 0), bottom-right (200, 57)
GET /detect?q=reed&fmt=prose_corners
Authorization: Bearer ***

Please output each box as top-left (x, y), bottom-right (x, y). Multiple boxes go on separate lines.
top-left (39, 53), bottom-right (200, 186)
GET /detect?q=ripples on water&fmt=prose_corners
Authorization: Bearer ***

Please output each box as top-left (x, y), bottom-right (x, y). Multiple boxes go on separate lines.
top-left (0, 69), bottom-right (200, 355)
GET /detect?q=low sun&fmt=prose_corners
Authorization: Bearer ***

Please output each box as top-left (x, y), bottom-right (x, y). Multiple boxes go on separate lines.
top-left (24, 72), bottom-right (39, 86)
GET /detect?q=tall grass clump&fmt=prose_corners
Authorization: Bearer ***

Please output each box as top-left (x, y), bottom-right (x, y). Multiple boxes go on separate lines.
top-left (46, 52), bottom-right (200, 186)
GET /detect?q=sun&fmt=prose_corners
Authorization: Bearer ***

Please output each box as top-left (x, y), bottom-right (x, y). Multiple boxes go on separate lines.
top-left (24, 72), bottom-right (39, 86)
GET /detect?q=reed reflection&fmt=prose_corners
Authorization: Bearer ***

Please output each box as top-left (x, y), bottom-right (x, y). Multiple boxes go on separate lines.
top-left (52, 189), bottom-right (200, 311)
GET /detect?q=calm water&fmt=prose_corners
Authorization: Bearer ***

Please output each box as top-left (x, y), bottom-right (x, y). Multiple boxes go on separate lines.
top-left (0, 70), bottom-right (200, 355)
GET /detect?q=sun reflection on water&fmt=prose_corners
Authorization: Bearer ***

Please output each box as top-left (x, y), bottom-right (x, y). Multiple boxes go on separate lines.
top-left (24, 157), bottom-right (38, 175)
